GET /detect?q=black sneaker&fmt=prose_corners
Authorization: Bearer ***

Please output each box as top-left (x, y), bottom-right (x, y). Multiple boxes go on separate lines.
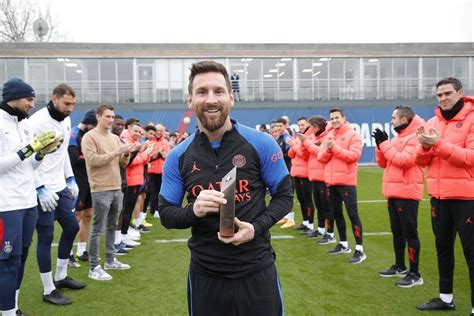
top-left (292, 224), bottom-right (308, 231)
top-left (306, 230), bottom-right (322, 238)
top-left (328, 243), bottom-right (351, 254)
top-left (68, 255), bottom-right (80, 268)
top-left (137, 224), bottom-right (152, 233)
top-left (16, 309), bottom-right (28, 316)
top-left (416, 298), bottom-right (455, 311)
top-left (396, 272), bottom-right (424, 288)
top-left (54, 276), bottom-right (87, 290)
top-left (349, 250), bottom-right (367, 264)
top-left (379, 265), bottom-right (408, 278)
top-left (318, 234), bottom-right (337, 244)
top-left (77, 251), bottom-right (89, 261)
top-left (300, 229), bottom-right (315, 236)
top-left (42, 289), bottom-right (72, 305)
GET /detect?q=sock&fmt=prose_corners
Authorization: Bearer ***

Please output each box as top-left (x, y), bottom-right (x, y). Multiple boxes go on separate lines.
top-left (302, 220), bottom-right (309, 227)
top-left (355, 244), bottom-right (364, 252)
top-left (77, 242), bottom-right (86, 256)
top-left (40, 272), bottom-right (56, 295)
top-left (54, 258), bottom-right (69, 281)
top-left (328, 232), bottom-right (334, 237)
top-left (471, 307), bottom-right (474, 314)
top-left (340, 241), bottom-right (349, 248)
top-left (135, 216), bottom-right (143, 227)
top-left (439, 293), bottom-right (453, 303)
top-left (15, 289), bottom-right (19, 310)
top-left (140, 212), bottom-right (146, 221)
top-left (318, 227), bottom-right (326, 234)
top-left (1, 308), bottom-right (16, 316)
top-left (115, 230), bottom-right (122, 244)
top-left (122, 234), bottom-right (128, 242)
top-left (308, 223), bottom-right (314, 230)
top-left (286, 212), bottom-right (295, 221)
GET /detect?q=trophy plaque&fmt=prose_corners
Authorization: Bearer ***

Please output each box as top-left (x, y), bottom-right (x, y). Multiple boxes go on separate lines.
top-left (219, 167), bottom-right (237, 237)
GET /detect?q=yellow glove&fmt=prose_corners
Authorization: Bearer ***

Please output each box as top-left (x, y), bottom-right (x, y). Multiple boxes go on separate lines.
top-left (17, 130), bottom-right (56, 160)
top-left (38, 135), bottom-right (64, 157)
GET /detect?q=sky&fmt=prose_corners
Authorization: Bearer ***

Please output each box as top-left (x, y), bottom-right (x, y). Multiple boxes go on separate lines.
top-left (37, 0), bottom-right (474, 43)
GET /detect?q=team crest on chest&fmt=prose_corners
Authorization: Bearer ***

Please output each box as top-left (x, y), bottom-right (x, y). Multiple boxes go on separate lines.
top-left (3, 241), bottom-right (12, 254)
top-left (232, 154), bottom-right (246, 168)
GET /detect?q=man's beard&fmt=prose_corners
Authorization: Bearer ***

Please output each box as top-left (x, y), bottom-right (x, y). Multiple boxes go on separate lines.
top-left (197, 107), bottom-right (229, 132)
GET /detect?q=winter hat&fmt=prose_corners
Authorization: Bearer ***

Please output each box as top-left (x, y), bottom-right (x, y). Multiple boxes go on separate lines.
top-left (2, 78), bottom-right (35, 102)
top-left (81, 109), bottom-right (97, 125)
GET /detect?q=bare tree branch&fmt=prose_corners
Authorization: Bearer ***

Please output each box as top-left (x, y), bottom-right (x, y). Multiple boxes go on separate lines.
top-left (0, 0), bottom-right (65, 42)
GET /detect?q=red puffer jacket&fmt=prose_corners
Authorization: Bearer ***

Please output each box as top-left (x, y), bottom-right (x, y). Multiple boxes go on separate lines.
top-left (148, 137), bottom-right (170, 175)
top-left (288, 132), bottom-right (310, 178)
top-left (376, 115), bottom-right (425, 201)
top-left (303, 128), bottom-right (330, 182)
top-left (317, 122), bottom-right (361, 186)
top-left (415, 96), bottom-right (474, 200)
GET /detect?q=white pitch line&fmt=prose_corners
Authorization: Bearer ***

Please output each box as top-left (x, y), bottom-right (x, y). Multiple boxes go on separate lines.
top-left (364, 232), bottom-right (391, 236)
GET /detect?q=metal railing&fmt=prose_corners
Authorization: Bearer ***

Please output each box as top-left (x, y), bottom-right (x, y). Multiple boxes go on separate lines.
top-left (15, 78), bottom-right (473, 104)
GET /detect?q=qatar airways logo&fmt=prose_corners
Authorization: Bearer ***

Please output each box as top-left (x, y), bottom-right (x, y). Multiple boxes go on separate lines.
top-left (190, 179), bottom-right (252, 202)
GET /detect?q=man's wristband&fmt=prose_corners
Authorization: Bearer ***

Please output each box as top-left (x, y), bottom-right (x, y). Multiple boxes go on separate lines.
top-left (16, 145), bottom-right (34, 161)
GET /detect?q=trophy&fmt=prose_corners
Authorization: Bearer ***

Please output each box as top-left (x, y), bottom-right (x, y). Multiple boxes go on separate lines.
top-left (219, 167), bottom-right (236, 237)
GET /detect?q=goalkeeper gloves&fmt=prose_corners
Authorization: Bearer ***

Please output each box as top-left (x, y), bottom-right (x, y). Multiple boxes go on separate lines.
top-left (17, 130), bottom-right (56, 160)
top-left (36, 186), bottom-right (59, 212)
top-left (36, 135), bottom-right (65, 159)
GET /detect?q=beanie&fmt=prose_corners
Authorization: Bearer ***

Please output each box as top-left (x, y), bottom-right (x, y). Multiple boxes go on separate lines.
top-left (2, 78), bottom-right (35, 102)
top-left (81, 109), bottom-right (97, 125)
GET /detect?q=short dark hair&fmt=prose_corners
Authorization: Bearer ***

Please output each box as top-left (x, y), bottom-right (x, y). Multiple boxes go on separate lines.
top-left (96, 104), bottom-right (114, 116)
top-left (436, 77), bottom-right (463, 91)
top-left (276, 118), bottom-right (287, 124)
top-left (145, 125), bottom-right (157, 132)
top-left (115, 114), bottom-right (124, 120)
top-left (53, 83), bottom-right (76, 98)
top-left (308, 115), bottom-right (327, 130)
top-left (297, 117), bottom-right (308, 122)
top-left (125, 117), bottom-right (140, 129)
top-left (395, 105), bottom-right (415, 123)
top-left (329, 107), bottom-right (344, 117)
top-left (188, 60), bottom-right (231, 95)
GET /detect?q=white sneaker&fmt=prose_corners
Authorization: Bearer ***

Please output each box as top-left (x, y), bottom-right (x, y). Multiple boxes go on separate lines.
top-left (123, 236), bottom-right (141, 247)
top-left (89, 265), bottom-right (112, 281)
top-left (104, 258), bottom-right (131, 270)
top-left (127, 227), bottom-right (141, 240)
top-left (153, 211), bottom-right (160, 219)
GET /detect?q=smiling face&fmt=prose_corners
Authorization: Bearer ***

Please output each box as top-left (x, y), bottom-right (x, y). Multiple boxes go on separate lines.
top-left (329, 111), bottom-right (346, 130)
top-left (436, 83), bottom-right (464, 111)
top-left (97, 109), bottom-right (115, 131)
top-left (188, 71), bottom-right (233, 133)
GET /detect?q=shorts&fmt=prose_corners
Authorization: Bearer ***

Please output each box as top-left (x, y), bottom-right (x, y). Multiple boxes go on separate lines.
top-left (76, 182), bottom-right (92, 210)
top-left (37, 187), bottom-right (75, 226)
top-left (0, 207), bottom-right (37, 259)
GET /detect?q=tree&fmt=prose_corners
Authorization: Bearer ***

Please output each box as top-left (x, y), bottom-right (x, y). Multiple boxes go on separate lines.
top-left (0, 0), bottom-right (64, 42)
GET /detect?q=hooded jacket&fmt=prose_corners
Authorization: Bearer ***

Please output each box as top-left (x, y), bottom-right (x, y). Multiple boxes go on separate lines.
top-left (415, 96), bottom-right (474, 200)
top-left (303, 127), bottom-right (330, 182)
top-left (376, 115), bottom-right (425, 201)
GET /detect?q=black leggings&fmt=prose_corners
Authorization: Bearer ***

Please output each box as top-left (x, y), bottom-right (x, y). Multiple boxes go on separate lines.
top-left (328, 185), bottom-right (363, 245)
top-left (312, 181), bottom-right (331, 230)
top-left (121, 185), bottom-right (141, 234)
top-left (294, 177), bottom-right (314, 223)
top-left (143, 173), bottom-right (162, 214)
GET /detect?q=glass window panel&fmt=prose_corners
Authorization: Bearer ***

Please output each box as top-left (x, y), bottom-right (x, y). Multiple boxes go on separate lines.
top-left (65, 58), bottom-right (82, 85)
top-left (83, 59), bottom-right (99, 103)
top-left (0, 60), bottom-right (5, 83)
top-left (100, 60), bottom-right (116, 103)
top-left (7, 59), bottom-right (24, 79)
top-left (438, 58), bottom-right (452, 78)
top-left (297, 58), bottom-right (312, 100)
top-left (453, 57), bottom-right (468, 79)
top-left (117, 59), bottom-right (133, 102)
top-left (28, 59), bottom-right (48, 102)
top-left (423, 58), bottom-right (437, 98)
top-left (169, 60), bottom-right (183, 90)
top-left (48, 59), bottom-right (64, 82)
top-left (406, 58), bottom-right (419, 99)
top-left (344, 58), bottom-right (359, 100)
